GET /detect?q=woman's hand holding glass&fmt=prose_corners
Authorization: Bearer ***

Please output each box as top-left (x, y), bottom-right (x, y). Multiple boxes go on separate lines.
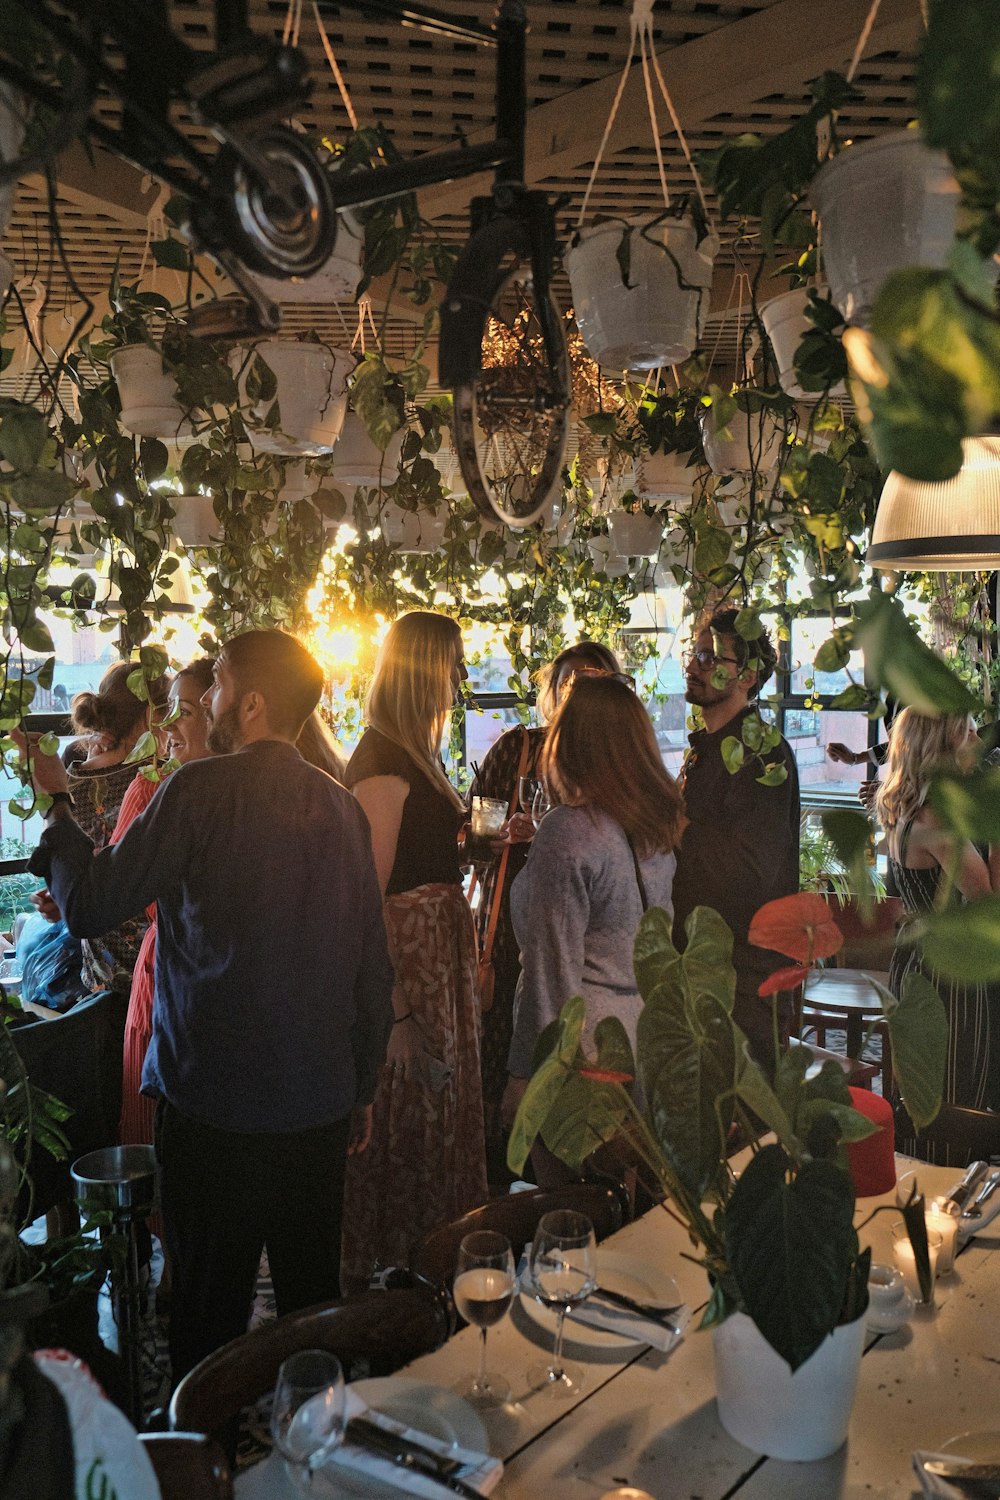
top-left (270, 1349), bottom-right (346, 1492)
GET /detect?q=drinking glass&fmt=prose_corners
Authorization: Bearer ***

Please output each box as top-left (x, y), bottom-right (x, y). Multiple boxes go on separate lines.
top-left (270, 1349), bottom-right (347, 1491)
top-left (518, 775), bottom-right (540, 814)
top-left (453, 1229), bottom-right (516, 1405)
top-left (527, 1210), bottom-right (597, 1398)
top-left (531, 782), bottom-right (552, 828)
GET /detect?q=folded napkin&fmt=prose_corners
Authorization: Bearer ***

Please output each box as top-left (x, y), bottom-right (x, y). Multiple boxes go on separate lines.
top-left (568, 1294), bottom-right (690, 1353)
top-left (913, 1450), bottom-right (999, 1498)
top-left (327, 1387), bottom-right (502, 1497)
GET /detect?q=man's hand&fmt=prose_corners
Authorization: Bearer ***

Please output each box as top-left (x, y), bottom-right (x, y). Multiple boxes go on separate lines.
top-left (31, 889), bottom-right (61, 924)
top-left (9, 729), bottom-right (69, 798)
top-left (501, 1074), bottom-right (529, 1130)
top-left (827, 742), bottom-right (863, 767)
top-left (347, 1103), bottom-right (373, 1155)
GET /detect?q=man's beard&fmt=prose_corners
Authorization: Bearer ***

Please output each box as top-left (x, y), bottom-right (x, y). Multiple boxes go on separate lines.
top-left (206, 703), bottom-right (242, 754)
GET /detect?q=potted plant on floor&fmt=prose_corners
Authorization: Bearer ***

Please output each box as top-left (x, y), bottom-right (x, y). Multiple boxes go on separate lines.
top-left (509, 893), bottom-right (947, 1461)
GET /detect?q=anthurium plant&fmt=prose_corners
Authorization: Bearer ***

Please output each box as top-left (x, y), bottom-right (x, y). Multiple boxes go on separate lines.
top-left (509, 892), bottom-right (947, 1372)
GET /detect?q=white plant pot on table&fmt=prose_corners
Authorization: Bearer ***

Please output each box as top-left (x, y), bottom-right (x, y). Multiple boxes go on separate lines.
top-left (713, 1310), bottom-right (866, 1461)
top-left (608, 511), bottom-right (663, 557)
top-left (809, 130), bottom-right (960, 328)
top-left (232, 340), bottom-right (352, 455)
top-left (699, 407), bottom-right (783, 477)
top-left (111, 345), bottom-right (191, 441)
top-left (567, 212), bottom-right (718, 371)
top-left (331, 412), bottom-right (406, 488)
top-left (760, 287), bottom-right (849, 400)
top-left (380, 504), bottom-right (446, 554)
top-left (168, 493), bottom-right (219, 548)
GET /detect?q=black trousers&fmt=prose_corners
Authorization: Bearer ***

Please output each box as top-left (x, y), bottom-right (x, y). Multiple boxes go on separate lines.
top-left (154, 1100), bottom-right (350, 1385)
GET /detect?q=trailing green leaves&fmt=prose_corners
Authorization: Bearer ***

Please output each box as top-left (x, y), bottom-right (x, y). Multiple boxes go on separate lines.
top-left (853, 591), bottom-right (979, 716)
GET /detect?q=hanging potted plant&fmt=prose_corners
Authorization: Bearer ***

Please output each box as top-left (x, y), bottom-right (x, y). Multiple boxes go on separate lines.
top-left (510, 892), bottom-right (947, 1462)
top-left (699, 389), bottom-right (788, 478)
top-left (760, 287), bottom-right (850, 400)
top-left (230, 334), bottom-right (353, 456)
top-left (607, 494), bottom-right (664, 558)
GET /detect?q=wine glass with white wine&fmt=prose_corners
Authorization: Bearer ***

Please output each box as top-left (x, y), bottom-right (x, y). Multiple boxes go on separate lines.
top-left (453, 1229), bottom-right (516, 1405)
top-left (527, 1210), bottom-right (597, 1398)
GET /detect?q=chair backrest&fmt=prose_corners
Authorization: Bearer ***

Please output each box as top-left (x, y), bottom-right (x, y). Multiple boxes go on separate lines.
top-left (169, 1286), bottom-right (450, 1447)
top-left (410, 1182), bottom-right (627, 1292)
top-left (895, 1101), bottom-right (1000, 1167)
top-left (829, 896), bottom-right (905, 970)
top-left (137, 1433), bottom-right (233, 1500)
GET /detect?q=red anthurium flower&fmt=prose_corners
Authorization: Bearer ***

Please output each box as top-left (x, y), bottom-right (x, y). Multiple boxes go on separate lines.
top-left (748, 891), bottom-right (844, 963)
top-left (758, 964), bottom-right (811, 997)
top-left (578, 1067), bottom-right (634, 1085)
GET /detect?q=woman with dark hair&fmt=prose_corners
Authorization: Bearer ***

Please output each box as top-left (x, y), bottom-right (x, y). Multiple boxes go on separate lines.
top-left (502, 675), bottom-right (684, 1162)
top-left (340, 610), bottom-right (486, 1290)
top-left (469, 640), bottom-right (625, 1183)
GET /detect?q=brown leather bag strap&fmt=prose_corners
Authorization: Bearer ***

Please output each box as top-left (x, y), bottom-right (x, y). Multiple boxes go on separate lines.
top-left (481, 726), bottom-right (532, 966)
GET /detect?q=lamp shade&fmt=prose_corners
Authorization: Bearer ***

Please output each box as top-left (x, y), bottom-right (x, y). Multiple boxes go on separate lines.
top-left (868, 437), bottom-right (1000, 570)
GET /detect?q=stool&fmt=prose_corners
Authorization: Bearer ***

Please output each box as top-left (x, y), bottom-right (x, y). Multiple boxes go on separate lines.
top-left (71, 1144), bottom-right (158, 1427)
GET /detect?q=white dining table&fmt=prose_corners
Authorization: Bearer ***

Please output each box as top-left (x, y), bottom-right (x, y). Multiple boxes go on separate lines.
top-left (236, 1155), bottom-right (1000, 1500)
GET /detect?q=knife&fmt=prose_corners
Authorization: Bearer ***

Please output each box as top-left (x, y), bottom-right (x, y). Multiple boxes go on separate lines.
top-left (963, 1173), bottom-right (1000, 1219)
top-left (921, 1460), bottom-right (1000, 1498)
top-left (942, 1161), bottom-right (990, 1214)
top-left (591, 1284), bottom-right (684, 1328)
top-left (344, 1416), bottom-right (485, 1497)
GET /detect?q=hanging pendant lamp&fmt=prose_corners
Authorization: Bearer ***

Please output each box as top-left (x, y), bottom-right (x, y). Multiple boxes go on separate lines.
top-left (868, 436), bottom-right (1000, 570)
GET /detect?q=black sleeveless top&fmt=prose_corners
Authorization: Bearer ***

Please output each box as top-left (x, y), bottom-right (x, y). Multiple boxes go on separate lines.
top-left (345, 728), bottom-right (463, 896)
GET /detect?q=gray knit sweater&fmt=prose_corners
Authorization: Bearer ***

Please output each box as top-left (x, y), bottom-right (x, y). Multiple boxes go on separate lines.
top-left (507, 804), bottom-right (675, 1077)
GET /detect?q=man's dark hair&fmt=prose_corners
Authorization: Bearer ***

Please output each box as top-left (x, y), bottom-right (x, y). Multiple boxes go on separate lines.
top-left (222, 630), bottom-right (324, 737)
top-left (708, 608), bottom-right (777, 698)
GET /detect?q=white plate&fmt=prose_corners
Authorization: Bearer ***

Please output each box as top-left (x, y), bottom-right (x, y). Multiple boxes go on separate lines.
top-left (940, 1430), bottom-right (1000, 1462)
top-left (518, 1249), bottom-right (681, 1352)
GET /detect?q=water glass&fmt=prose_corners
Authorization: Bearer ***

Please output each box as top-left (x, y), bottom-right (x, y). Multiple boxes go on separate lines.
top-left (270, 1349), bottom-right (346, 1491)
top-left (527, 1210), bottom-right (596, 1397)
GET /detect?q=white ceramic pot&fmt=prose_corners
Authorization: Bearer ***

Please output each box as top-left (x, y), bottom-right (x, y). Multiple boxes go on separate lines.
top-left (232, 340), bottom-right (352, 455)
top-left (699, 406), bottom-right (783, 477)
top-left (608, 511), bottom-right (663, 557)
top-left (255, 205), bottom-right (364, 303)
top-left (168, 493), bottom-right (219, 548)
top-left (587, 537), bottom-right (630, 578)
top-left (810, 130), bottom-right (960, 328)
top-left (760, 287), bottom-right (849, 400)
top-left (713, 1310), bottom-right (866, 1461)
top-left (111, 345), bottom-right (191, 441)
top-left (567, 213), bottom-right (719, 371)
top-left (51, 514), bottom-right (99, 569)
top-left (380, 504), bottom-right (446, 554)
top-left (331, 412), bottom-right (406, 487)
top-left (634, 449), bottom-right (697, 507)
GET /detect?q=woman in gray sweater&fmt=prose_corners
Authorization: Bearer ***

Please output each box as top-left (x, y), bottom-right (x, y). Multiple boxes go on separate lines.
top-left (502, 673), bottom-right (684, 1148)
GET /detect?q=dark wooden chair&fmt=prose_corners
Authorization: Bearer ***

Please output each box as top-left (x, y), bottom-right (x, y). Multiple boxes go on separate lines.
top-left (137, 1433), bottom-right (233, 1500)
top-left (409, 1181), bottom-right (628, 1293)
top-left (799, 896), bottom-right (904, 1093)
top-left (169, 1286), bottom-right (450, 1449)
top-left (895, 1101), bottom-right (1000, 1167)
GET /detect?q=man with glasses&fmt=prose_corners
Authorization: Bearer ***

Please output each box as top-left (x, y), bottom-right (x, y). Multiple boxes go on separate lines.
top-left (671, 608), bottom-right (800, 1074)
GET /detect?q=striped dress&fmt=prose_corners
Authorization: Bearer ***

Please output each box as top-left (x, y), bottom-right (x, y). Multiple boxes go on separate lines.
top-left (890, 818), bottom-right (999, 1164)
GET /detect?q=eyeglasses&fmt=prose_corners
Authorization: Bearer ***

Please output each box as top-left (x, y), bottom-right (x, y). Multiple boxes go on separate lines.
top-left (683, 648), bottom-right (741, 670)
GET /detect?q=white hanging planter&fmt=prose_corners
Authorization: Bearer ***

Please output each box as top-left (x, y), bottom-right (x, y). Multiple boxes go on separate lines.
top-left (231, 340), bottom-right (352, 455)
top-left (255, 208), bottom-right (364, 304)
top-left (51, 514), bottom-right (99, 570)
top-left (760, 288), bottom-right (848, 400)
top-left (380, 504), bottom-right (446, 554)
top-left (713, 1311), bottom-right (866, 1462)
top-left (699, 406), bottom-right (783, 477)
top-left (111, 345), bottom-right (191, 441)
top-left (587, 537), bottom-right (630, 578)
top-left (567, 213), bottom-right (719, 371)
top-left (168, 493), bottom-right (219, 548)
top-left (608, 511), bottom-right (663, 557)
top-left (634, 449), bottom-right (698, 507)
top-left (331, 412), bottom-right (406, 487)
top-left (810, 130), bottom-right (960, 328)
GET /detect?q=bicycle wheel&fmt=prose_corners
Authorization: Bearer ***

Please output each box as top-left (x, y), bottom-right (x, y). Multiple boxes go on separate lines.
top-left (451, 260), bottom-right (570, 529)
top-left (207, 126), bottom-right (338, 280)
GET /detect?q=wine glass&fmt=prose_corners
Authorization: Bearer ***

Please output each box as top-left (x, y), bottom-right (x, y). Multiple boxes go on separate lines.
top-left (452, 1229), bottom-right (516, 1405)
top-left (518, 775), bottom-right (539, 814)
top-left (531, 782), bottom-right (551, 828)
top-left (526, 1210), bottom-right (597, 1398)
top-left (270, 1349), bottom-right (347, 1491)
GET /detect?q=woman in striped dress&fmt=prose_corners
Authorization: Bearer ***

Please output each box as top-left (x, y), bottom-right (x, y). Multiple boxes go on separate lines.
top-left (875, 708), bottom-right (1000, 1162)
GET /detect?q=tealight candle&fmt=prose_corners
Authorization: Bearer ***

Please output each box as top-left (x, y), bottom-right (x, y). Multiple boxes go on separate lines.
top-left (927, 1199), bottom-right (960, 1275)
top-left (892, 1223), bottom-right (942, 1304)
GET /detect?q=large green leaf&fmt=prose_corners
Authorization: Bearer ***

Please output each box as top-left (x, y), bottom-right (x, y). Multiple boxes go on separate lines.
top-left (638, 985), bottom-right (736, 1202)
top-left (633, 906), bottom-right (684, 1004)
top-left (929, 767), bottom-right (1000, 845)
top-left (917, 897), bottom-right (1000, 985)
top-left (853, 591), bottom-right (980, 717)
top-left (0, 402), bottom-right (48, 470)
top-left (877, 971), bottom-right (948, 1129)
top-left (724, 1144), bottom-right (858, 1370)
top-left (679, 906), bottom-right (737, 1013)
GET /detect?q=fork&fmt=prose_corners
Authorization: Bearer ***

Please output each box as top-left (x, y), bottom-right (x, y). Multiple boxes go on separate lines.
top-left (592, 1284), bottom-right (684, 1323)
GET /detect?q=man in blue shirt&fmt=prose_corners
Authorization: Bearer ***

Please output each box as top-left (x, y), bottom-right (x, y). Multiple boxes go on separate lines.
top-left (25, 630), bottom-right (395, 1382)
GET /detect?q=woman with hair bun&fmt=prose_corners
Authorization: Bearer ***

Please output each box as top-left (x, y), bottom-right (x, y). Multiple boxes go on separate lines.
top-left (875, 708), bottom-right (1000, 1159)
top-left (340, 610), bottom-right (486, 1290)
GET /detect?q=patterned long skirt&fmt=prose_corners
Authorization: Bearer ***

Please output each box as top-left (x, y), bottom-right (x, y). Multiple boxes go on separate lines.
top-left (340, 883), bottom-right (487, 1291)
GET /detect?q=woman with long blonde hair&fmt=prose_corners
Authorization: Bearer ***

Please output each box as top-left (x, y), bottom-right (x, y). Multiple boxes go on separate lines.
top-left (502, 675), bottom-right (684, 1166)
top-left (341, 610), bottom-right (486, 1288)
top-left (875, 707), bottom-right (1000, 1161)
